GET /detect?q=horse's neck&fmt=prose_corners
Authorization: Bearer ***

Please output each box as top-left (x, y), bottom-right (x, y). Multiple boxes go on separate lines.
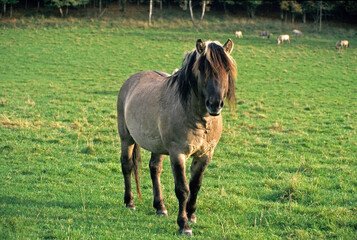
top-left (164, 75), bottom-right (211, 125)
top-left (186, 90), bottom-right (211, 124)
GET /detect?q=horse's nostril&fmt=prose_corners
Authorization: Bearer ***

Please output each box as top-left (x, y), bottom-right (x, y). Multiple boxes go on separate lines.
top-left (205, 99), bottom-right (210, 107)
top-left (220, 101), bottom-right (224, 108)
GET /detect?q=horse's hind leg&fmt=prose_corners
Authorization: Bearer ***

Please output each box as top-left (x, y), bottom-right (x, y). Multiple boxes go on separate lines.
top-left (187, 153), bottom-right (212, 223)
top-left (149, 153), bottom-right (168, 215)
top-left (120, 141), bottom-right (136, 210)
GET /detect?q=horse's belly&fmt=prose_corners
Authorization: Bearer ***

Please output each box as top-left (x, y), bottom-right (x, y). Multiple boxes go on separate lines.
top-left (125, 103), bottom-right (168, 155)
top-left (129, 126), bottom-right (168, 154)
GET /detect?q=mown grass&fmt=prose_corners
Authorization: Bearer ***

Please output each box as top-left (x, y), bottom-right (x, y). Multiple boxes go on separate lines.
top-left (1, 11), bottom-right (356, 239)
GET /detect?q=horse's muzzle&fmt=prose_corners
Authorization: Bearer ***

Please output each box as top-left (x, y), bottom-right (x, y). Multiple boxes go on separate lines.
top-left (208, 111), bottom-right (221, 116)
top-left (205, 99), bottom-right (224, 116)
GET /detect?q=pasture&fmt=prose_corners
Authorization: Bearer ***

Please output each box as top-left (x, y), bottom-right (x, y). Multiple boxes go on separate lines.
top-left (1, 14), bottom-right (356, 239)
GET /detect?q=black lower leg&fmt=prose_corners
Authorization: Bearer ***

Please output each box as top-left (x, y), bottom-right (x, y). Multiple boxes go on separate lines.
top-left (187, 155), bottom-right (211, 222)
top-left (121, 146), bottom-right (135, 209)
top-left (150, 154), bottom-right (167, 214)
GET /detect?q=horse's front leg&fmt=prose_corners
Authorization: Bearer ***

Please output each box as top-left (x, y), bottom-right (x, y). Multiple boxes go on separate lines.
top-left (170, 153), bottom-right (191, 235)
top-left (187, 152), bottom-right (212, 223)
top-left (149, 153), bottom-right (168, 215)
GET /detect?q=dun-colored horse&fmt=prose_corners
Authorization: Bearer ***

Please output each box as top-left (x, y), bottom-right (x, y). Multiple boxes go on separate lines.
top-left (292, 29), bottom-right (303, 37)
top-left (235, 31), bottom-right (243, 38)
top-left (278, 34), bottom-right (290, 45)
top-left (260, 31), bottom-right (271, 39)
top-left (336, 40), bottom-right (349, 49)
top-left (117, 39), bottom-right (237, 235)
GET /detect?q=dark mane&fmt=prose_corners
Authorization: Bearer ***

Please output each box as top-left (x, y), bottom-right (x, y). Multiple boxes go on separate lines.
top-left (167, 41), bottom-right (237, 108)
top-left (167, 50), bottom-right (198, 107)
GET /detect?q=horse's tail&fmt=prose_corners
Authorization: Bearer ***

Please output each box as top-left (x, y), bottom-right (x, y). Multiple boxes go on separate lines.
top-left (132, 143), bottom-right (142, 200)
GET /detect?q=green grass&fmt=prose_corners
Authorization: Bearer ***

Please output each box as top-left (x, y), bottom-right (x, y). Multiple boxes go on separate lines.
top-left (1, 13), bottom-right (356, 239)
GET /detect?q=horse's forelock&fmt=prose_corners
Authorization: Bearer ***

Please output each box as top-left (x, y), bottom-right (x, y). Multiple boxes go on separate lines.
top-left (198, 42), bottom-right (236, 79)
top-left (193, 42), bottom-right (237, 106)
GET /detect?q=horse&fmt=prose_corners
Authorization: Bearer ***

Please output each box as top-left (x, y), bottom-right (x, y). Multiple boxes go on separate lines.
top-left (278, 35), bottom-right (290, 45)
top-left (117, 39), bottom-right (237, 236)
top-left (335, 40), bottom-right (349, 49)
top-left (292, 29), bottom-right (303, 37)
top-left (260, 31), bottom-right (271, 39)
top-left (235, 31), bottom-right (243, 38)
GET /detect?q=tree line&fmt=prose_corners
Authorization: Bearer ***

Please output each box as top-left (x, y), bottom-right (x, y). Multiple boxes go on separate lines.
top-left (1, 0), bottom-right (356, 25)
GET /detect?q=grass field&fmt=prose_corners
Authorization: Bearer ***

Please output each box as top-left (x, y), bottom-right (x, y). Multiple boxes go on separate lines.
top-left (1, 10), bottom-right (357, 239)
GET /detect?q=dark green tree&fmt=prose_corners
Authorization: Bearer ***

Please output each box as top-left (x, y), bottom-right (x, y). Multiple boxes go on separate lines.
top-left (0, 0), bottom-right (19, 17)
top-left (280, 1), bottom-right (302, 24)
top-left (244, 0), bottom-right (262, 18)
top-left (45, 0), bottom-right (89, 17)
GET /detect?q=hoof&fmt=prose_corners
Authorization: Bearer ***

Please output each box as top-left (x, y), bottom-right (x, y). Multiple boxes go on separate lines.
top-left (126, 204), bottom-right (136, 211)
top-left (157, 210), bottom-right (168, 216)
top-left (188, 213), bottom-right (197, 223)
top-left (180, 229), bottom-right (192, 236)
top-left (188, 214), bottom-right (196, 223)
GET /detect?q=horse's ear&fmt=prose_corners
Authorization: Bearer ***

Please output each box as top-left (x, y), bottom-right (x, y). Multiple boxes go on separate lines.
top-left (223, 38), bottom-right (234, 54)
top-left (196, 39), bottom-right (206, 54)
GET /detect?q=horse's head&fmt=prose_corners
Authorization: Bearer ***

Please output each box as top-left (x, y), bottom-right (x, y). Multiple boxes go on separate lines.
top-left (193, 39), bottom-right (237, 116)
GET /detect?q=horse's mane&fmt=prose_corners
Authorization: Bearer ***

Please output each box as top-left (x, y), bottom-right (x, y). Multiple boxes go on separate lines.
top-left (167, 41), bottom-right (237, 108)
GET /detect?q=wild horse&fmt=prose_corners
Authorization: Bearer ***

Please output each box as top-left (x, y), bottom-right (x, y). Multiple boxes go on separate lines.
top-left (117, 39), bottom-right (237, 235)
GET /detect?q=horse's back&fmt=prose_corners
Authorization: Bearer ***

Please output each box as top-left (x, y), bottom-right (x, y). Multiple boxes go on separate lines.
top-left (118, 71), bottom-right (168, 108)
top-left (119, 71), bottom-right (167, 95)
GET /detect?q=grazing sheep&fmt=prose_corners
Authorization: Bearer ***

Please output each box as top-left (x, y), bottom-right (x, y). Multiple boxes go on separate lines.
top-left (235, 31), bottom-right (243, 38)
top-left (260, 31), bottom-right (271, 39)
top-left (277, 35), bottom-right (290, 45)
top-left (335, 40), bottom-right (349, 49)
top-left (292, 29), bottom-right (303, 37)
